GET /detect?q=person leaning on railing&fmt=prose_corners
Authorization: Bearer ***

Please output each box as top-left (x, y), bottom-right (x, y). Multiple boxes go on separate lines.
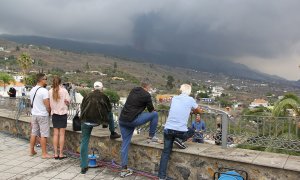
top-left (118, 79), bottom-right (159, 178)
top-left (158, 84), bottom-right (202, 180)
top-left (79, 81), bottom-right (120, 175)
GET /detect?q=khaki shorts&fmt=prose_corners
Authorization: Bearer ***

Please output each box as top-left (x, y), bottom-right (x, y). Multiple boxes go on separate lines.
top-left (31, 115), bottom-right (50, 138)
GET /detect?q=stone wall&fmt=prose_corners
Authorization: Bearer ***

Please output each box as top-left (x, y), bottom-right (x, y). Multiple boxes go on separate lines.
top-left (0, 115), bottom-right (299, 180)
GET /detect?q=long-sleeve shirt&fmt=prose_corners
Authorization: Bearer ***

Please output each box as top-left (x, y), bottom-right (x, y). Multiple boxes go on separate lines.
top-left (119, 87), bottom-right (154, 122)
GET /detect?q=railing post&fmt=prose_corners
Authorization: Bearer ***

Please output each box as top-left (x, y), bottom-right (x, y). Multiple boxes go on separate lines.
top-left (222, 113), bottom-right (228, 148)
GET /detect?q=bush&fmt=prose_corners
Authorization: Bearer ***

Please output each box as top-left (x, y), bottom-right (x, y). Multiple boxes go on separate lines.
top-left (77, 87), bottom-right (92, 97)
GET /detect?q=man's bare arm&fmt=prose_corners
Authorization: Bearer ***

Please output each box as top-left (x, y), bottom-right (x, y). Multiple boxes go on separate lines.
top-left (43, 98), bottom-right (51, 114)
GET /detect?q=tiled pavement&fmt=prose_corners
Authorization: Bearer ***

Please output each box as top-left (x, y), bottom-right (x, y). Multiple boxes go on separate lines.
top-left (0, 132), bottom-right (151, 180)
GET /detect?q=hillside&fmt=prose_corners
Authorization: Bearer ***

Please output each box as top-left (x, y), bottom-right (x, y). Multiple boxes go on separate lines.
top-left (0, 38), bottom-right (299, 100)
top-left (0, 35), bottom-right (291, 84)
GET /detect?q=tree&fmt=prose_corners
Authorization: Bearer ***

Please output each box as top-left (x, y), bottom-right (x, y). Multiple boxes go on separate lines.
top-left (23, 73), bottom-right (36, 86)
top-left (272, 93), bottom-right (300, 117)
top-left (197, 92), bottom-right (209, 99)
top-left (104, 89), bottom-right (120, 106)
top-left (0, 72), bottom-right (15, 92)
top-left (166, 75), bottom-right (174, 90)
top-left (17, 53), bottom-right (33, 75)
top-left (243, 106), bottom-right (271, 116)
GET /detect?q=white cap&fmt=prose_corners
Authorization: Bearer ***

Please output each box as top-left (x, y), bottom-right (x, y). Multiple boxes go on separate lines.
top-left (94, 81), bottom-right (103, 89)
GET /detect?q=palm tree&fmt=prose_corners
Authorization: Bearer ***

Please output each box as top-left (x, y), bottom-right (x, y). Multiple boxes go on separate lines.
top-left (272, 93), bottom-right (300, 117)
top-left (17, 53), bottom-right (33, 75)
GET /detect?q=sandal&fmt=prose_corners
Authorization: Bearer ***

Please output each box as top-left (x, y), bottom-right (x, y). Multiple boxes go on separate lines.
top-left (59, 155), bottom-right (67, 160)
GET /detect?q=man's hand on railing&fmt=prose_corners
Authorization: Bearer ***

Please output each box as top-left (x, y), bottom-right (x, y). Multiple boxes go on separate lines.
top-left (191, 106), bottom-right (203, 114)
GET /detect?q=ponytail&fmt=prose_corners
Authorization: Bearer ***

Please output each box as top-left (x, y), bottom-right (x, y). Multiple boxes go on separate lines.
top-left (52, 76), bottom-right (61, 102)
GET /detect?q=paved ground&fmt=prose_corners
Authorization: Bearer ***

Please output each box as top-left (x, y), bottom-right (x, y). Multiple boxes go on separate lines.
top-left (0, 132), bottom-right (152, 180)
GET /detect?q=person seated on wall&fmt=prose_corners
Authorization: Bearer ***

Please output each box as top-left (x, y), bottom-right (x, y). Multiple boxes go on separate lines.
top-left (191, 113), bottom-right (206, 143)
top-left (8, 87), bottom-right (16, 98)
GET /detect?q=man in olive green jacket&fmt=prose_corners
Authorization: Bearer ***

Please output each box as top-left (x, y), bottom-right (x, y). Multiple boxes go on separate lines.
top-left (79, 81), bottom-right (120, 174)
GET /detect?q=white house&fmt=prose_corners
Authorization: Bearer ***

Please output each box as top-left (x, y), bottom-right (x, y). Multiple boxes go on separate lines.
top-left (211, 86), bottom-right (224, 97)
top-left (13, 75), bottom-right (24, 82)
top-left (249, 99), bottom-right (269, 108)
top-left (0, 47), bottom-right (4, 51)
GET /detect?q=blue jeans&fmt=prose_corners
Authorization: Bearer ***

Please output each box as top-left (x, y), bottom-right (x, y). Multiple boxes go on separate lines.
top-left (158, 128), bottom-right (195, 179)
top-left (192, 133), bottom-right (204, 143)
top-left (119, 111), bottom-right (158, 168)
top-left (80, 123), bottom-right (93, 168)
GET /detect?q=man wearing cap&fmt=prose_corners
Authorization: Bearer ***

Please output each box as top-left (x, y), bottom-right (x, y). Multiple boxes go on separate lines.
top-left (79, 81), bottom-right (121, 174)
top-left (118, 79), bottom-right (159, 178)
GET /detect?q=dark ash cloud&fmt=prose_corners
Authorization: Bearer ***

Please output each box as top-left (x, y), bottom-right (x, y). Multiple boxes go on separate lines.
top-left (1, 0), bottom-right (300, 79)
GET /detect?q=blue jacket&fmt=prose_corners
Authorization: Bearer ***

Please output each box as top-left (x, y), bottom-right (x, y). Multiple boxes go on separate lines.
top-left (191, 120), bottom-right (206, 139)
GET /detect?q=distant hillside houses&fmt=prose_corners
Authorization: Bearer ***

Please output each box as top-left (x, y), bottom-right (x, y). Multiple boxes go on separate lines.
top-left (211, 86), bottom-right (224, 97)
top-left (65, 71), bottom-right (76, 75)
top-left (249, 99), bottom-right (269, 108)
top-left (196, 89), bottom-right (207, 94)
top-left (85, 71), bottom-right (107, 76)
top-left (13, 75), bottom-right (24, 82)
top-left (112, 77), bottom-right (125, 81)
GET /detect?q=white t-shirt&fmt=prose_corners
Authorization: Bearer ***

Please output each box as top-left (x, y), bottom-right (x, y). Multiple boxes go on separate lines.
top-left (164, 94), bottom-right (198, 131)
top-left (30, 85), bottom-right (49, 116)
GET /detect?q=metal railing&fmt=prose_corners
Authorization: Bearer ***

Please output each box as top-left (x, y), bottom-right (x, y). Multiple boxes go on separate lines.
top-left (1, 97), bottom-right (299, 152)
top-left (228, 115), bottom-right (300, 152)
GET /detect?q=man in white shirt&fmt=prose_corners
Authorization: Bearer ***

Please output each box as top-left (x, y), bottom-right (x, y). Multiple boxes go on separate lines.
top-left (29, 73), bottom-right (51, 158)
top-left (158, 84), bottom-right (202, 180)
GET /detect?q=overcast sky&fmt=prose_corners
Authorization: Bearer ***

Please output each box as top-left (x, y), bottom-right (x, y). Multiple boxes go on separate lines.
top-left (1, 0), bottom-right (300, 80)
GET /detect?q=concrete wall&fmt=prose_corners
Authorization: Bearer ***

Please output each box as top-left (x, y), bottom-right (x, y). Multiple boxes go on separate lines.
top-left (0, 115), bottom-right (299, 180)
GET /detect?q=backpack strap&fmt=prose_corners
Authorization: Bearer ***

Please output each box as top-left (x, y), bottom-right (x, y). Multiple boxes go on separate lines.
top-left (31, 87), bottom-right (42, 108)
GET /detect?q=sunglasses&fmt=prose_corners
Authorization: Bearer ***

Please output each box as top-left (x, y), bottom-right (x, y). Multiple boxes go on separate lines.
top-left (42, 77), bottom-right (47, 80)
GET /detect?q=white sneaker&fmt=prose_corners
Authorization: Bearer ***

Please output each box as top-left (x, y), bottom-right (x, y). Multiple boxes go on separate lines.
top-left (120, 168), bottom-right (133, 178)
top-left (150, 136), bottom-right (159, 142)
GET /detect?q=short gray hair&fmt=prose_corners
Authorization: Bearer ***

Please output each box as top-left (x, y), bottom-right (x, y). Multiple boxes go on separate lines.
top-left (180, 84), bottom-right (192, 95)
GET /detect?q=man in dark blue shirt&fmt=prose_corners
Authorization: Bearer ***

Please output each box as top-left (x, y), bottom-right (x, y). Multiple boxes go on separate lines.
top-left (191, 114), bottom-right (206, 143)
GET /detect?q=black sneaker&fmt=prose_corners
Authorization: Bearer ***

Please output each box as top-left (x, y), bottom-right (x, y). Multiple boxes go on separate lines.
top-left (110, 132), bottom-right (121, 139)
top-left (81, 167), bottom-right (88, 174)
top-left (102, 124), bottom-right (108, 128)
top-left (174, 138), bottom-right (187, 149)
